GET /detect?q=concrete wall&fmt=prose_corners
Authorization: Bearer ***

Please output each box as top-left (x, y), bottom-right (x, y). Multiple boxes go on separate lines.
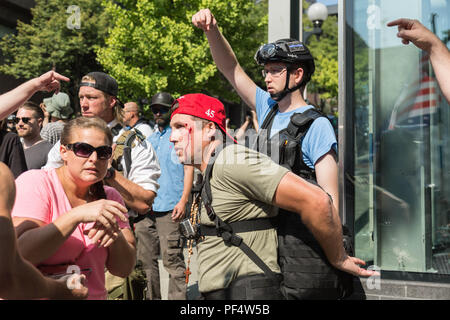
top-left (351, 278), bottom-right (450, 300)
top-left (268, 0), bottom-right (300, 42)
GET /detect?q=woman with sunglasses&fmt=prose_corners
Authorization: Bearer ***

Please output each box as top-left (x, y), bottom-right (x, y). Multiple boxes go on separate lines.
top-left (11, 116), bottom-right (136, 300)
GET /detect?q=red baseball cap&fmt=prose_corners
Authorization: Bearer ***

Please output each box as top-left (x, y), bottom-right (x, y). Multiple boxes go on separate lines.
top-left (171, 93), bottom-right (236, 143)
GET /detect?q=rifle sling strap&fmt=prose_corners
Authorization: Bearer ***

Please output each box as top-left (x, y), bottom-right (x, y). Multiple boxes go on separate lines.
top-left (199, 145), bottom-right (279, 282)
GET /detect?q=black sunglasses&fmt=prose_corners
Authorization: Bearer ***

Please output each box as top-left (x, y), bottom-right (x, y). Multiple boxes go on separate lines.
top-left (14, 117), bottom-right (33, 124)
top-left (150, 105), bottom-right (170, 115)
top-left (66, 142), bottom-right (113, 160)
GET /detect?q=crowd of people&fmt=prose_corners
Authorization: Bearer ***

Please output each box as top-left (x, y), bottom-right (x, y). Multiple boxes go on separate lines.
top-left (0, 10), bottom-right (448, 300)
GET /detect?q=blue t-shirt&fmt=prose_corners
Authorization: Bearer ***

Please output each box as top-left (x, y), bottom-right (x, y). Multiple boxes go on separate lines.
top-left (255, 87), bottom-right (337, 169)
top-left (148, 126), bottom-right (184, 212)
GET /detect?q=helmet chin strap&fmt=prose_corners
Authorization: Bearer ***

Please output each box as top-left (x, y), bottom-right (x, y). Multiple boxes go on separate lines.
top-left (269, 72), bottom-right (303, 102)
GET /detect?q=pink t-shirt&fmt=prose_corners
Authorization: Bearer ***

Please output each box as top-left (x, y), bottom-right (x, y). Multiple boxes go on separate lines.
top-left (12, 168), bottom-right (130, 300)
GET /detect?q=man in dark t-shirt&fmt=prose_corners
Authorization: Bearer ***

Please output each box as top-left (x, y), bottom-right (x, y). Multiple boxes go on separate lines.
top-left (16, 101), bottom-right (52, 169)
top-left (23, 139), bottom-right (53, 170)
top-left (0, 129), bottom-right (28, 178)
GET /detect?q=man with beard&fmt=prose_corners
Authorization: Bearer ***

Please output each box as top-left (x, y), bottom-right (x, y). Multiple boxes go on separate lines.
top-left (134, 92), bottom-right (193, 300)
top-left (15, 101), bottom-right (53, 170)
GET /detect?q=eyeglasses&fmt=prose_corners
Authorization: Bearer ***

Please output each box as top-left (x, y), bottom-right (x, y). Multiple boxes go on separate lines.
top-left (262, 67), bottom-right (287, 78)
top-left (151, 105), bottom-right (170, 115)
top-left (66, 142), bottom-right (113, 160)
top-left (14, 117), bottom-right (33, 124)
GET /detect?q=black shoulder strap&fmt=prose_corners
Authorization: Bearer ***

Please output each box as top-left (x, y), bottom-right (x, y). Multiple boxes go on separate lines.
top-left (200, 145), bottom-right (279, 282)
top-left (260, 104), bottom-right (279, 136)
top-left (122, 131), bottom-right (135, 176)
top-left (122, 128), bottom-right (146, 176)
top-left (111, 123), bottom-right (123, 137)
top-left (285, 108), bottom-right (323, 137)
top-left (251, 104), bottom-right (279, 156)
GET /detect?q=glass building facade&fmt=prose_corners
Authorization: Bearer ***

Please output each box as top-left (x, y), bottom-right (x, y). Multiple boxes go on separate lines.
top-left (340, 0), bottom-right (450, 280)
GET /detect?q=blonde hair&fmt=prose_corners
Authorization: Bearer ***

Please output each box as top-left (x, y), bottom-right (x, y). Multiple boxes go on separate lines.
top-left (81, 75), bottom-right (124, 124)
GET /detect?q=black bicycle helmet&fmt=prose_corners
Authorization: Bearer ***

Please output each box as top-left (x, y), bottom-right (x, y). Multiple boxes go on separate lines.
top-left (254, 39), bottom-right (315, 101)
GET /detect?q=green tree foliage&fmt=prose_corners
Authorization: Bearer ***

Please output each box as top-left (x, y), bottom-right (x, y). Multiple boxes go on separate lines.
top-left (302, 0), bottom-right (338, 104)
top-left (0, 0), bottom-right (111, 103)
top-left (97, 0), bottom-right (267, 105)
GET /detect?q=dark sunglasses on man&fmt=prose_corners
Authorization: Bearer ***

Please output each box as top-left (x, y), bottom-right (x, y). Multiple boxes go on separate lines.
top-left (14, 117), bottom-right (33, 124)
top-left (66, 142), bottom-right (113, 160)
top-left (150, 105), bottom-right (170, 115)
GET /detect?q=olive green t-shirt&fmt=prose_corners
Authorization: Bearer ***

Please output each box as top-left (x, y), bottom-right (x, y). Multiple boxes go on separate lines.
top-left (197, 144), bottom-right (289, 293)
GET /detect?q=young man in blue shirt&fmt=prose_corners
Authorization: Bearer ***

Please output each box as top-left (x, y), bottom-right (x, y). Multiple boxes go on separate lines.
top-left (134, 92), bottom-right (194, 300)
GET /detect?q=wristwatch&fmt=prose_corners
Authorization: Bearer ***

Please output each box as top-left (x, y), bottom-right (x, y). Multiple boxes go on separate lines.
top-left (105, 166), bottom-right (116, 180)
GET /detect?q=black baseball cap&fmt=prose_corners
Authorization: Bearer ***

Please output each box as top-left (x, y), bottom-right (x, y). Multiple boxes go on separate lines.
top-left (80, 72), bottom-right (119, 97)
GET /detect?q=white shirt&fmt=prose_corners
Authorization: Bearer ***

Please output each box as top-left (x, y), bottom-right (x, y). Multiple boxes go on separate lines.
top-left (133, 121), bottom-right (154, 140)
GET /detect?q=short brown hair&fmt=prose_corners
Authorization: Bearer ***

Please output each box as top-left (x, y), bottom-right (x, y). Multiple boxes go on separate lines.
top-left (61, 116), bottom-right (113, 146)
top-left (20, 101), bottom-right (44, 119)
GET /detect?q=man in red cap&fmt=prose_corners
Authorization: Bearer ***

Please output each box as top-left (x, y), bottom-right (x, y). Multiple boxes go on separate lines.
top-left (169, 93), bottom-right (378, 300)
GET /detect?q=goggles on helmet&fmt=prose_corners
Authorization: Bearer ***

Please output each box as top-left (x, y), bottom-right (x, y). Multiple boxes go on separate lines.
top-left (254, 40), bottom-right (311, 66)
top-left (258, 43), bottom-right (278, 60)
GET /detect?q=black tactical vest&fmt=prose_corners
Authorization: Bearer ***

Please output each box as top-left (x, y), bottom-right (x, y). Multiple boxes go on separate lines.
top-left (254, 105), bottom-right (354, 300)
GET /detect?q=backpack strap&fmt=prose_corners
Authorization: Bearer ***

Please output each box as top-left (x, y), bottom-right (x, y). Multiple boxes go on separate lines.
top-left (200, 145), bottom-right (279, 282)
top-left (251, 104), bottom-right (279, 156)
top-left (122, 128), bottom-right (145, 175)
top-left (112, 128), bottom-right (145, 178)
top-left (285, 108), bottom-right (323, 137)
top-left (111, 123), bottom-right (123, 137)
top-left (260, 104), bottom-right (279, 133)
top-left (199, 218), bottom-right (276, 235)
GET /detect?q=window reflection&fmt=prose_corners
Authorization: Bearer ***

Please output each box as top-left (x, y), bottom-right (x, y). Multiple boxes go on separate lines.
top-left (351, 0), bottom-right (450, 274)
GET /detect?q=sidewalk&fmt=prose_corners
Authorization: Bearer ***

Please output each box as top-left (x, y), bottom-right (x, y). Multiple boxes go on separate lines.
top-left (158, 245), bottom-right (200, 300)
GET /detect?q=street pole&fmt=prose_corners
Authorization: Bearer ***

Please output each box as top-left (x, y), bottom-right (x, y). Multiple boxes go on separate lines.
top-left (299, 0), bottom-right (303, 42)
top-left (290, 0), bottom-right (300, 40)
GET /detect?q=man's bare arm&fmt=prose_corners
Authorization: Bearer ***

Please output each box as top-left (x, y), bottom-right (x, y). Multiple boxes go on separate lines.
top-left (192, 8), bottom-right (257, 109)
top-left (387, 18), bottom-right (450, 104)
top-left (105, 171), bottom-right (156, 214)
top-left (171, 165), bottom-right (195, 221)
top-left (0, 71), bottom-right (69, 120)
top-left (273, 172), bottom-right (377, 277)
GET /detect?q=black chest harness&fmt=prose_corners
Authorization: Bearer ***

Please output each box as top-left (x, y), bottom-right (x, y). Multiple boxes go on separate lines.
top-left (197, 145), bottom-right (280, 283)
top-left (253, 105), bottom-right (323, 180)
